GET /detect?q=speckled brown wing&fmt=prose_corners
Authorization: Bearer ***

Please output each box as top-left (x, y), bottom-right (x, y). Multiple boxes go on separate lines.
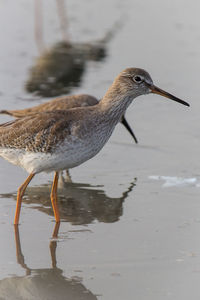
top-left (0, 94), bottom-right (98, 118)
top-left (0, 110), bottom-right (86, 153)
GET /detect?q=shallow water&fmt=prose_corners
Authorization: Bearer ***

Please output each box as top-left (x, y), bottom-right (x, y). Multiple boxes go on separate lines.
top-left (0, 0), bottom-right (200, 299)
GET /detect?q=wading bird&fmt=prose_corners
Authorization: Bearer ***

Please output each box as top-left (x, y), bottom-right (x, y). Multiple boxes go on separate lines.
top-left (0, 68), bottom-right (189, 224)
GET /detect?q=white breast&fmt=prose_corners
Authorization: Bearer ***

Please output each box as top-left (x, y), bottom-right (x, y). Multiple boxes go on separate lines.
top-left (0, 123), bottom-right (115, 174)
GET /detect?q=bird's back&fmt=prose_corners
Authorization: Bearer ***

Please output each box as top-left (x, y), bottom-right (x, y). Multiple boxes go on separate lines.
top-left (0, 94), bottom-right (99, 118)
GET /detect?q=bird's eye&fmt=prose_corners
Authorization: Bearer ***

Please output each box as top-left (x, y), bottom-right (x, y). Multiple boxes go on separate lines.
top-left (133, 75), bottom-right (143, 83)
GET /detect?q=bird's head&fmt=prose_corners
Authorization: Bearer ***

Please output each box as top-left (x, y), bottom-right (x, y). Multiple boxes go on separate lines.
top-left (116, 68), bottom-right (189, 107)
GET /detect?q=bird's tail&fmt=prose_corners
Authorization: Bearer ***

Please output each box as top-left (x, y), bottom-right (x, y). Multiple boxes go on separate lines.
top-left (0, 109), bottom-right (24, 118)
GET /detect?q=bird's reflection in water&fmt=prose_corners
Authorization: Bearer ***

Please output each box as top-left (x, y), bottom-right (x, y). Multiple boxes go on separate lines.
top-left (0, 224), bottom-right (97, 300)
top-left (2, 178), bottom-right (136, 225)
top-left (25, 0), bottom-right (121, 97)
top-left (25, 40), bottom-right (107, 97)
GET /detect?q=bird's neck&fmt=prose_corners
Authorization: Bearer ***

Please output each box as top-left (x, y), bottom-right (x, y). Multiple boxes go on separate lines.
top-left (98, 79), bottom-right (134, 123)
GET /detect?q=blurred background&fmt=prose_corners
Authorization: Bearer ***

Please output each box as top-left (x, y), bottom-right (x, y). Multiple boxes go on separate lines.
top-left (0, 0), bottom-right (200, 299)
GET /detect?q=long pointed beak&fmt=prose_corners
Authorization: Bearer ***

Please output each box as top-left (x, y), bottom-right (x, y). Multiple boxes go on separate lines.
top-left (150, 85), bottom-right (190, 107)
top-left (121, 116), bottom-right (138, 144)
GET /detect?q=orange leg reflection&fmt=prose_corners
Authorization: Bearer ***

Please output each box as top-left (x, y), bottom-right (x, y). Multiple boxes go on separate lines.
top-left (14, 225), bottom-right (31, 275)
top-left (50, 222), bottom-right (60, 268)
top-left (14, 223), bottom-right (60, 273)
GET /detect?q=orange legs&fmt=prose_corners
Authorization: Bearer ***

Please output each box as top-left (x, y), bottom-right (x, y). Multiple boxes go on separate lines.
top-left (14, 171), bottom-right (60, 224)
top-left (14, 173), bottom-right (35, 225)
top-left (50, 172), bottom-right (60, 223)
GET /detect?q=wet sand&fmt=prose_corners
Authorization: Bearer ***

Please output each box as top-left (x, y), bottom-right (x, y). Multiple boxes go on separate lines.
top-left (0, 0), bottom-right (200, 299)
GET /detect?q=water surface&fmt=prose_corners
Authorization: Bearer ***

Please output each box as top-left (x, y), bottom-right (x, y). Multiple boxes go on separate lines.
top-left (0, 0), bottom-right (200, 299)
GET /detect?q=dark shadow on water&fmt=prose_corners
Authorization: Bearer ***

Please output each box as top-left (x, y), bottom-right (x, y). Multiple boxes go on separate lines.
top-left (25, 0), bottom-right (123, 97)
top-left (0, 224), bottom-right (98, 300)
top-left (1, 179), bottom-right (136, 225)
top-left (25, 41), bottom-right (107, 97)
